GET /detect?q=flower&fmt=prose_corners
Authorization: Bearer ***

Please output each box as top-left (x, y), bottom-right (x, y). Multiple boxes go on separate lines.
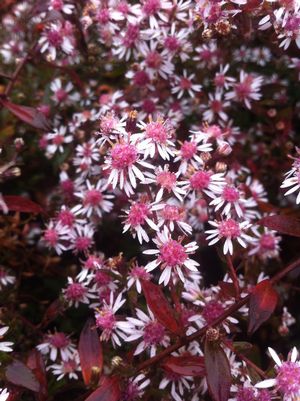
top-left (123, 307), bottom-right (170, 356)
top-left (63, 277), bottom-right (95, 308)
top-left (171, 69), bottom-right (202, 99)
top-left (95, 292), bottom-right (131, 347)
top-left (48, 351), bottom-right (81, 381)
top-left (281, 161), bottom-right (300, 204)
top-left (127, 264), bottom-right (151, 293)
top-left (144, 226), bottom-right (199, 285)
top-left (205, 218), bottom-right (253, 255)
top-left (121, 374), bottom-right (150, 401)
top-left (37, 331), bottom-right (76, 361)
top-left (256, 347), bottom-right (300, 401)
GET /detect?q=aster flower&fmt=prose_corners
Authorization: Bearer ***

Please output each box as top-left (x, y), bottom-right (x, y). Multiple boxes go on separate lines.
top-left (157, 201), bottom-right (193, 235)
top-left (43, 221), bottom-right (71, 255)
top-left (0, 267), bottom-right (15, 289)
top-left (37, 331), bottom-right (76, 361)
top-left (249, 227), bottom-right (281, 260)
top-left (39, 22), bottom-right (74, 61)
top-left (182, 169), bottom-right (226, 199)
top-left (205, 218), bottom-right (253, 255)
top-left (46, 126), bottom-right (73, 155)
top-left (124, 307), bottom-right (170, 357)
top-left (171, 69), bottom-right (202, 99)
top-left (281, 162), bottom-right (300, 204)
top-left (63, 277), bottom-right (96, 308)
top-left (121, 374), bottom-right (150, 400)
top-left (127, 264), bottom-right (151, 293)
top-left (50, 78), bottom-right (80, 106)
top-left (95, 292), bottom-right (131, 347)
top-left (209, 185), bottom-right (248, 218)
top-left (144, 226), bottom-right (199, 285)
top-left (67, 223), bottom-right (95, 254)
top-left (135, 116), bottom-right (176, 161)
top-left (74, 179), bottom-right (114, 218)
top-left (256, 347), bottom-right (300, 401)
top-left (103, 137), bottom-right (154, 197)
top-left (48, 351), bottom-right (81, 380)
top-left (48, 0), bottom-right (75, 14)
top-left (122, 199), bottom-right (162, 243)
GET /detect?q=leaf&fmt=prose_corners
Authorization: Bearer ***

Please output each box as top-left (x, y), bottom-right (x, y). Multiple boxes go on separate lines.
top-left (79, 318), bottom-right (103, 386)
top-left (162, 354), bottom-right (205, 377)
top-left (3, 195), bottom-right (44, 214)
top-left (85, 376), bottom-right (121, 401)
top-left (0, 99), bottom-right (51, 130)
top-left (6, 360), bottom-right (40, 392)
top-left (27, 350), bottom-right (48, 401)
top-left (204, 341), bottom-right (231, 401)
top-left (141, 280), bottom-right (182, 335)
top-left (259, 214), bottom-right (300, 238)
top-left (248, 279), bottom-right (278, 334)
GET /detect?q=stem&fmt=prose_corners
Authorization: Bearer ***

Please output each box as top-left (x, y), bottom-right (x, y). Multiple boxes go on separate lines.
top-left (136, 256), bottom-right (300, 372)
top-left (226, 255), bottom-right (240, 299)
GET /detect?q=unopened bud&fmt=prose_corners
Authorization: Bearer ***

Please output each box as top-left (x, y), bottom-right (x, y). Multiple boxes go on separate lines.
top-left (276, 121), bottom-right (285, 130)
top-left (267, 108), bottom-right (277, 118)
top-left (200, 152), bottom-right (212, 163)
top-left (14, 137), bottom-right (24, 151)
top-left (206, 327), bottom-right (220, 342)
top-left (217, 141), bottom-right (232, 156)
top-left (215, 162), bottom-right (227, 173)
top-left (215, 20), bottom-right (232, 35)
top-left (202, 29), bottom-right (213, 40)
top-left (111, 356), bottom-right (123, 368)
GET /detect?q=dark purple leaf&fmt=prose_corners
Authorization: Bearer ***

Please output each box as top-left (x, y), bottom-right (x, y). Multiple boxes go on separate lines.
top-left (85, 376), bottom-right (120, 401)
top-left (3, 195), bottom-right (44, 214)
top-left (248, 279), bottom-right (278, 334)
top-left (1, 99), bottom-right (51, 130)
top-left (259, 214), bottom-right (300, 238)
top-left (79, 318), bottom-right (103, 386)
top-left (6, 360), bottom-right (40, 392)
top-left (141, 280), bottom-right (182, 335)
top-left (162, 354), bottom-right (205, 377)
top-left (204, 341), bottom-right (231, 401)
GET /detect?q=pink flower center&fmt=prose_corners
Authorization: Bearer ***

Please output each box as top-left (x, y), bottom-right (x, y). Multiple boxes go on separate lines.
top-left (134, 71), bottom-right (150, 86)
top-left (143, 321), bottom-right (165, 345)
top-left (94, 271), bottom-right (111, 286)
top-left (84, 189), bottom-right (103, 206)
top-left (260, 234), bottom-right (276, 250)
top-left (161, 205), bottom-right (181, 221)
top-left (214, 73), bottom-right (226, 87)
top-left (97, 8), bottom-right (110, 24)
top-left (122, 382), bottom-right (140, 401)
top-left (164, 36), bottom-right (179, 51)
top-left (180, 141), bottom-right (197, 160)
top-left (236, 386), bottom-right (255, 401)
top-left (52, 134), bottom-right (65, 145)
top-left (130, 266), bottom-right (150, 280)
top-left (49, 332), bottom-right (70, 348)
top-left (219, 219), bottom-right (241, 238)
top-left (222, 186), bottom-right (240, 203)
top-left (142, 99), bottom-right (156, 114)
top-left (205, 124), bottom-right (222, 138)
top-left (235, 78), bottom-right (253, 100)
top-left (100, 115), bottom-right (117, 134)
top-left (277, 361), bottom-right (300, 395)
top-left (47, 30), bottom-right (63, 47)
top-left (55, 89), bottom-right (68, 102)
top-left (146, 51), bottom-right (162, 69)
top-left (117, 1), bottom-right (129, 14)
top-left (210, 99), bottom-right (223, 113)
top-left (65, 283), bottom-right (86, 300)
top-left (123, 24), bottom-right (140, 48)
top-left (145, 121), bottom-right (169, 143)
top-left (156, 171), bottom-right (177, 191)
top-left (180, 77), bottom-right (192, 90)
top-left (96, 310), bottom-right (116, 331)
top-left (142, 0), bottom-right (161, 15)
top-left (50, 0), bottom-right (63, 10)
top-left (111, 144), bottom-right (138, 169)
top-left (75, 236), bottom-right (92, 251)
top-left (62, 358), bottom-right (77, 374)
top-left (44, 228), bottom-right (58, 246)
top-left (202, 300), bottom-right (225, 324)
top-left (285, 16), bottom-right (300, 32)
top-left (190, 171), bottom-right (211, 190)
top-left (84, 255), bottom-right (102, 269)
top-left (127, 202), bottom-right (150, 226)
top-left (159, 240), bottom-right (187, 267)
top-left (58, 209), bottom-right (74, 227)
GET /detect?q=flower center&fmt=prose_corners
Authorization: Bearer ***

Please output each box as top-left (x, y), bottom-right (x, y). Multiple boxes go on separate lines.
top-left (49, 332), bottom-right (69, 348)
top-left (44, 228), bottom-right (58, 246)
top-left (219, 219), bottom-right (241, 238)
top-left (143, 321), bottom-right (165, 345)
top-left (111, 143), bottom-right (138, 169)
top-left (180, 141), bottom-right (197, 160)
top-left (180, 77), bottom-right (191, 90)
top-left (260, 234), bottom-right (276, 250)
top-left (277, 361), bottom-right (300, 395)
top-left (47, 30), bottom-right (63, 47)
top-left (127, 202), bottom-right (150, 226)
top-left (75, 236), bottom-right (92, 251)
top-left (159, 240), bottom-right (187, 267)
top-left (190, 171), bottom-right (211, 190)
top-left (96, 310), bottom-right (116, 331)
top-left (165, 36), bottom-right (179, 51)
top-left (146, 51), bottom-right (162, 69)
top-left (142, 0), bottom-right (161, 15)
top-left (123, 24), bottom-right (140, 48)
top-left (58, 209), bottom-right (74, 226)
top-left (222, 186), bottom-right (240, 203)
top-left (145, 121), bottom-right (169, 143)
top-left (161, 205), bottom-right (181, 221)
top-left (202, 300), bottom-right (225, 324)
top-left (84, 189), bottom-right (103, 206)
top-left (65, 283), bottom-right (86, 300)
top-left (156, 171), bottom-right (177, 191)
top-left (134, 71), bottom-right (150, 86)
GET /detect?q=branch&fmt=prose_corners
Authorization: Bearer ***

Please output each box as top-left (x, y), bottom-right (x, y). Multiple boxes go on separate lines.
top-left (136, 256), bottom-right (300, 372)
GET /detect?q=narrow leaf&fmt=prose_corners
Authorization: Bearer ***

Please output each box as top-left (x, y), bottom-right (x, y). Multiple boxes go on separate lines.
top-left (259, 214), bottom-right (300, 238)
top-left (79, 318), bottom-right (103, 386)
top-left (141, 280), bottom-right (182, 335)
top-left (3, 195), bottom-right (44, 214)
top-left (248, 279), bottom-right (278, 334)
top-left (1, 99), bottom-right (51, 130)
top-left (204, 341), bottom-right (231, 401)
top-left (85, 376), bottom-right (120, 401)
top-left (6, 360), bottom-right (40, 392)
top-left (162, 354), bottom-right (205, 377)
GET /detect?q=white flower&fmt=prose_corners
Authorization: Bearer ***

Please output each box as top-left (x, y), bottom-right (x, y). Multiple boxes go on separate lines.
top-left (0, 326), bottom-right (13, 353)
